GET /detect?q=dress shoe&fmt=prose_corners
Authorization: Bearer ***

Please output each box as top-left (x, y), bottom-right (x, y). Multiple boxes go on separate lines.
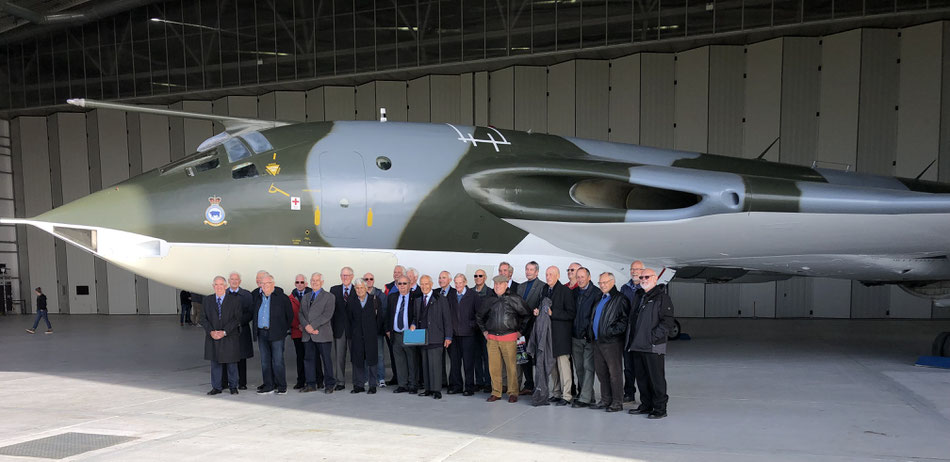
top-left (556, 399), bottom-right (570, 406)
top-left (629, 408), bottom-right (652, 415)
top-left (256, 384), bottom-right (266, 391)
top-left (606, 406), bottom-right (623, 413)
top-left (393, 387), bottom-right (408, 393)
top-left (589, 402), bottom-right (606, 410)
top-left (238, 385), bottom-right (247, 390)
top-left (623, 395), bottom-right (635, 403)
top-left (324, 388), bottom-right (334, 394)
top-left (368, 387), bottom-right (377, 394)
top-left (300, 386), bottom-right (316, 393)
top-left (257, 388), bottom-right (275, 394)
top-left (482, 385), bottom-right (492, 393)
top-left (317, 382), bottom-right (324, 389)
top-left (507, 395), bottom-right (518, 403)
top-left (276, 389), bottom-right (287, 395)
top-left (532, 401), bottom-right (550, 407)
top-left (334, 384), bottom-right (345, 391)
top-left (207, 389), bottom-right (222, 395)
top-left (446, 389), bottom-right (459, 395)
top-left (432, 392), bottom-right (442, 399)
top-left (520, 388), bottom-right (534, 395)
top-left (230, 388), bottom-right (239, 395)
top-left (571, 400), bottom-right (589, 408)
top-left (386, 378), bottom-right (398, 386)
top-left (486, 395), bottom-right (501, 402)
top-left (647, 411), bottom-right (668, 419)
top-left (408, 388), bottom-right (418, 394)
top-left (418, 390), bottom-right (433, 397)
top-left (351, 387), bottom-right (365, 394)
top-left (293, 383), bottom-right (305, 390)
top-left (462, 391), bottom-right (474, 397)
top-left (548, 396), bottom-right (560, 403)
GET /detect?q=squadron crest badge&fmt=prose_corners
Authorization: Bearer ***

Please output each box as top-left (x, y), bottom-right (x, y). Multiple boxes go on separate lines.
top-left (204, 196), bottom-right (227, 227)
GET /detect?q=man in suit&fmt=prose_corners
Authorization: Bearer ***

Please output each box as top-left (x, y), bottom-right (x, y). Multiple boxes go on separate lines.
top-left (203, 276), bottom-right (242, 395)
top-left (329, 266), bottom-right (356, 391)
top-left (471, 268), bottom-right (491, 392)
top-left (386, 276), bottom-right (418, 393)
top-left (498, 261), bottom-right (519, 292)
top-left (449, 273), bottom-right (481, 395)
top-left (411, 275), bottom-right (453, 399)
top-left (299, 272), bottom-right (336, 393)
top-left (541, 265), bottom-right (577, 406)
top-left (406, 267), bottom-right (423, 296)
top-left (437, 271), bottom-right (456, 388)
top-left (253, 272), bottom-right (295, 394)
top-left (290, 274), bottom-right (314, 390)
top-left (365, 272), bottom-right (391, 388)
top-left (219, 272), bottom-right (253, 390)
top-left (571, 267), bottom-right (599, 408)
top-left (516, 261), bottom-right (544, 394)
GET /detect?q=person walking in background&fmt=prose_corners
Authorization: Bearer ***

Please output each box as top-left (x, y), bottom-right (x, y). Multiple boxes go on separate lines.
top-left (26, 287), bottom-right (52, 334)
top-left (180, 289), bottom-right (193, 326)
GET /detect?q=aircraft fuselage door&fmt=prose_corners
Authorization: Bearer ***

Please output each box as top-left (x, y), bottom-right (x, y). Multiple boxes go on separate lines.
top-left (319, 151), bottom-right (367, 239)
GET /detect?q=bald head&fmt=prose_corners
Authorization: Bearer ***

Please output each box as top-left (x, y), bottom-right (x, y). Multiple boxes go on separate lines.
top-left (545, 266), bottom-right (560, 287)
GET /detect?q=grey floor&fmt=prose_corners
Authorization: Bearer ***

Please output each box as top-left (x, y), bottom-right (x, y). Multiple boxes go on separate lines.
top-left (1, 315), bottom-right (949, 461)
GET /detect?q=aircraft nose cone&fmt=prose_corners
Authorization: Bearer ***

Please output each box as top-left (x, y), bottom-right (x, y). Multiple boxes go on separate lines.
top-left (34, 182), bottom-right (151, 233)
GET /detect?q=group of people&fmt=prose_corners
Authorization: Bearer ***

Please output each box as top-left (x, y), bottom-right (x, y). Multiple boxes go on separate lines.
top-left (201, 260), bottom-right (675, 419)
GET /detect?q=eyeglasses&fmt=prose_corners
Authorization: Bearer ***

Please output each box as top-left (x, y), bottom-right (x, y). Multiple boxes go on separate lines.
top-left (474, 274), bottom-right (485, 278)
top-left (397, 282), bottom-right (408, 285)
top-left (567, 269), bottom-right (576, 272)
top-left (365, 278), bottom-right (374, 281)
top-left (639, 275), bottom-right (654, 280)
top-left (295, 281), bottom-right (305, 284)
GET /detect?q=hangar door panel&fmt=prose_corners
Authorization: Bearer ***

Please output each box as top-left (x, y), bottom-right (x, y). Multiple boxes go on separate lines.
top-left (320, 151), bottom-right (367, 239)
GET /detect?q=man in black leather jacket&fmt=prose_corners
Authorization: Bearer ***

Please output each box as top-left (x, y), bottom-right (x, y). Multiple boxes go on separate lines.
top-left (587, 272), bottom-right (630, 412)
top-left (476, 275), bottom-right (530, 403)
top-left (625, 268), bottom-right (675, 419)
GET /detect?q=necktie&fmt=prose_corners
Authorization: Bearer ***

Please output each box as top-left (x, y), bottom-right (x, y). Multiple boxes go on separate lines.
top-left (344, 287), bottom-right (349, 298)
top-left (397, 296), bottom-right (406, 331)
top-left (424, 295), bottom-right (429, 307)
top-left (216, 297), bottom-right (222, 318)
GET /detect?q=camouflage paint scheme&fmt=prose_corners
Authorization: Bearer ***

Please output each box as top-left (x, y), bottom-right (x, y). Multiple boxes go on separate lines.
top-left (14, 106), bottom-right (950, 292)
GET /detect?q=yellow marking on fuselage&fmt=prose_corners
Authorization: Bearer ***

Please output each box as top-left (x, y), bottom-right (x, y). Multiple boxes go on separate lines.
top-left (265, 162), bottom-right (281, 176)
top-left (268, 183), bottom-right (290, 197)
top-left (314, 207), bottom-right (321, 226)
top-left (366, 208), bottom-right (374, 227)
top-left (302, 189), bottom-right (320, 192)
top-left (273, 153), bottom-right (277, 160)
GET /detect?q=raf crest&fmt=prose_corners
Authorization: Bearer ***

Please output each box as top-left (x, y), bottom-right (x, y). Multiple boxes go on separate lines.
top-left (204, 196), bottom-right (227, 227)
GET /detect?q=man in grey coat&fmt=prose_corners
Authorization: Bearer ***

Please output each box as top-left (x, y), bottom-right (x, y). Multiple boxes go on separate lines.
top-left (526, 297), bottom-right (554, 407)
top-left (299, 272), bottom-right (336, 393)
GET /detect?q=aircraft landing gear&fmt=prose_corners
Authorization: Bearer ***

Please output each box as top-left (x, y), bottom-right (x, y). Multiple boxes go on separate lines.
top-left (934, 332), bottom-right (950, 357)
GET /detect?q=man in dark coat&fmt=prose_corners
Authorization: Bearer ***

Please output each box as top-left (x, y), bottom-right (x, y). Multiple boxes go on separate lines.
top-left (448, 273), bottom-right (481, 395)
top-left (571, 267), bottom-right (599, 408)
top-left (516, 261), bottom-right (544, 394)
top-left (588, 272), bottom-right (630, 412)
top-left (203, 276), bottom-right (242, 395)
top-left (253, 272), bottom-right (295, 394)
top-left (411, 275), bottom-right (453, 399)
top-left (620, 260), bottom-right (645, 403)
top-left (625, 268), bottom-right (675, 419)
top-left (471, 268), bottom-right (492, 393)
top-left (220, 272), bottom-right (253, 390)
top-left (329, 266), bottom-right (356, 390)
top-left (476, 275), bottom-right (530, 403)
top-left (348, 279), bottom-right (386, 393)
top-left (540, 266), bottom-right (576, 406)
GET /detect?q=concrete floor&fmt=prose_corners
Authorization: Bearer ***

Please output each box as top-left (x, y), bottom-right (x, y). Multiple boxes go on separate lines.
top-left (1, 315), bottom-right (949, 461)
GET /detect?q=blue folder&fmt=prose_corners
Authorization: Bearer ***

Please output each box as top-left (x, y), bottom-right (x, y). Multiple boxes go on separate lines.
top-left (403, 328), bottom-right (427, 346)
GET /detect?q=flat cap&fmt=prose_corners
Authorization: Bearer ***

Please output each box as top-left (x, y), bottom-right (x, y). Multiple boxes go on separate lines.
top-left (492, 275), bottom-right (508, 284)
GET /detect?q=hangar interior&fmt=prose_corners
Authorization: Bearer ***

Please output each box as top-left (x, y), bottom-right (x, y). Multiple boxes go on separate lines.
top-left (1, 1), bottom-right (950, 319)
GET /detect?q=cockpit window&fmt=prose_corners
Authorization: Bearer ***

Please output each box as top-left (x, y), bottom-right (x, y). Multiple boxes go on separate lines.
top-left (240, 132), bottom-right (274, 154)
top-left (224, 138), bottom-right (252, 163)
top-left (194, 158), bottom-right (219, 173)
top-left (231, 162), bottom-right (259, 179)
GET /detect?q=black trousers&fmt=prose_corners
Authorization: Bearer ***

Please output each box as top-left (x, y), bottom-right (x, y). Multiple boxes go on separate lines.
top-left (623, 350), bottom-right (638, 398)
top-left (633, 352), bottom-right (668, 412)
top-left (448, 336), bottom-right (476, 392)
top-left (292, 338), bottom-right (306, 386)
top-left (473, 331), bottom-right (490, 387)
top-left (386, 334), bottom-right (398, 382)
top-left (593, 341), bottom-right (624, 408)
top-left (221, 358), bottom-right (248, 388)
top-left (305, 341), bottom-right (335, 388)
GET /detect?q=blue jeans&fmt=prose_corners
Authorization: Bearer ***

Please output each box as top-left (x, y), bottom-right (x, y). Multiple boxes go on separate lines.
top-left (32, 310), bottom-right (51, 329)
top-left (211, 360), bottom-right (238, 390)
top-left (258, 329), bottom-right (287, 391)
top-left (180, 304), bottom-right (192, 324)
